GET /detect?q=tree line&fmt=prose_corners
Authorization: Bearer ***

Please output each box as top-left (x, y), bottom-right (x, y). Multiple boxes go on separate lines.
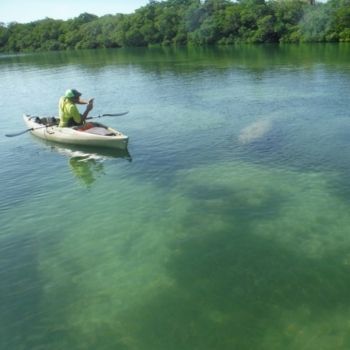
top-left (1, 0), bottom-right (350, 53)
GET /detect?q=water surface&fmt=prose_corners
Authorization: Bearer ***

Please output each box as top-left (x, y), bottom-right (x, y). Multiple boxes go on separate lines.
top-left (1, 44), bottom-right (350, 350)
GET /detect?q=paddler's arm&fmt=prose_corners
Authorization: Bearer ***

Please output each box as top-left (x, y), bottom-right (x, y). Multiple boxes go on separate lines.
top-left (76, 98), bottom-right (89, 105)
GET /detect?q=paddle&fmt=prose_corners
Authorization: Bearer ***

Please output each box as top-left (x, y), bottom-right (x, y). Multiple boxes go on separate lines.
top-left (6, 125), bottom-right (50, 137)
top-left (5, 112), bottom-right (129, 137)
top-left (87, 112), bottom-right (129, 119)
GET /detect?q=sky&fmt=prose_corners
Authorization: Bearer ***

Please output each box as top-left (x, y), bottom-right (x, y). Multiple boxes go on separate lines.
top-left (0, 0), bottom-right (152, 24)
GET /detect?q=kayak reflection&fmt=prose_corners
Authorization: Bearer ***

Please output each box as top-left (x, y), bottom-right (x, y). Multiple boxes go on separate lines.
top-left (30, 136), bottom-right (132, 186)
top-left (53, 143), bottom-right (132, 187)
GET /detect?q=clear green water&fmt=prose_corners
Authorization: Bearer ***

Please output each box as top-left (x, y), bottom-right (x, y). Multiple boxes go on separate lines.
top-left (1, 44), bottom-right (350, 350)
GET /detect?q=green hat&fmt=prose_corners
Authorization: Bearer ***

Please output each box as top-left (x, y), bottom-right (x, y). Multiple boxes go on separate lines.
top-left (65, 89), bottom-right (82, 98)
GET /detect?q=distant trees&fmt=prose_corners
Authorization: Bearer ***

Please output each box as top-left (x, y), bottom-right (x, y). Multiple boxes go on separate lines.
top-left (0, 0), bottom-right (350, 52)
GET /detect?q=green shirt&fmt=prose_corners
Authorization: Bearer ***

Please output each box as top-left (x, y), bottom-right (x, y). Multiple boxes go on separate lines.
top-left (58, 97), bottom-right (82, 127)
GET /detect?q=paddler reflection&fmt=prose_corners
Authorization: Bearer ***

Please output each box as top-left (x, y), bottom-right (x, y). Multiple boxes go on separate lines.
top-left (69, 156), bottom-right (104, 186)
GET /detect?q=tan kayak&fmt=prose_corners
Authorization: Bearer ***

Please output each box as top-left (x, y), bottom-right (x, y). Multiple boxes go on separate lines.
top-left (22, 114), bottom-right (129, 150)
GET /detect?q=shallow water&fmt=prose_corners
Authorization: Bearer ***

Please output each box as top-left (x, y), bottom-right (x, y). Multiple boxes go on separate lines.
top-left (1, 44), bottom-right (350, 350)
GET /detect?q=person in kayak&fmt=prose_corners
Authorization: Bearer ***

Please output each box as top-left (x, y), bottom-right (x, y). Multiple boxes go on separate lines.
top-left (58, 89), bottom-right (94, 127)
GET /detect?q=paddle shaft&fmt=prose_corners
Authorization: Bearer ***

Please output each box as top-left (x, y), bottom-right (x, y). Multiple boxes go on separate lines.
top-left (87, 112), bottom-right (129, 119)
top-left (5, 125), bottom-right (52, 137)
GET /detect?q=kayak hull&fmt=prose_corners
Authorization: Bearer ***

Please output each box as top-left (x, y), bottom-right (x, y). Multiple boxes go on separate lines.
top-left (23, 114), bottom-right (129, 150)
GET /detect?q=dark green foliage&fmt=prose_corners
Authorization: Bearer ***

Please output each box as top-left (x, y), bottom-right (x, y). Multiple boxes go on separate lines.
top-left (0, 0), bottom-right (349, 52)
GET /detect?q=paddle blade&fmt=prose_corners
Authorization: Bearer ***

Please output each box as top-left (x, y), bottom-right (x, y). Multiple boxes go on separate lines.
top-left (102, 112), bottom-right (129, 117)
top-left (5, 128), bottom-right (33, 137)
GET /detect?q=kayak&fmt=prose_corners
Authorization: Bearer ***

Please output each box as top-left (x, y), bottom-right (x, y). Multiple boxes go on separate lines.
top-left (23, 114), bottom-right (129, 149)
top-left (31, 133), bottom-right (132, 161)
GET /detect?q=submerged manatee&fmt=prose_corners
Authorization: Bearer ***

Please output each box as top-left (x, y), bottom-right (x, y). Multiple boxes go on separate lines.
top-left (238, 119), bottom-right (273, 144)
